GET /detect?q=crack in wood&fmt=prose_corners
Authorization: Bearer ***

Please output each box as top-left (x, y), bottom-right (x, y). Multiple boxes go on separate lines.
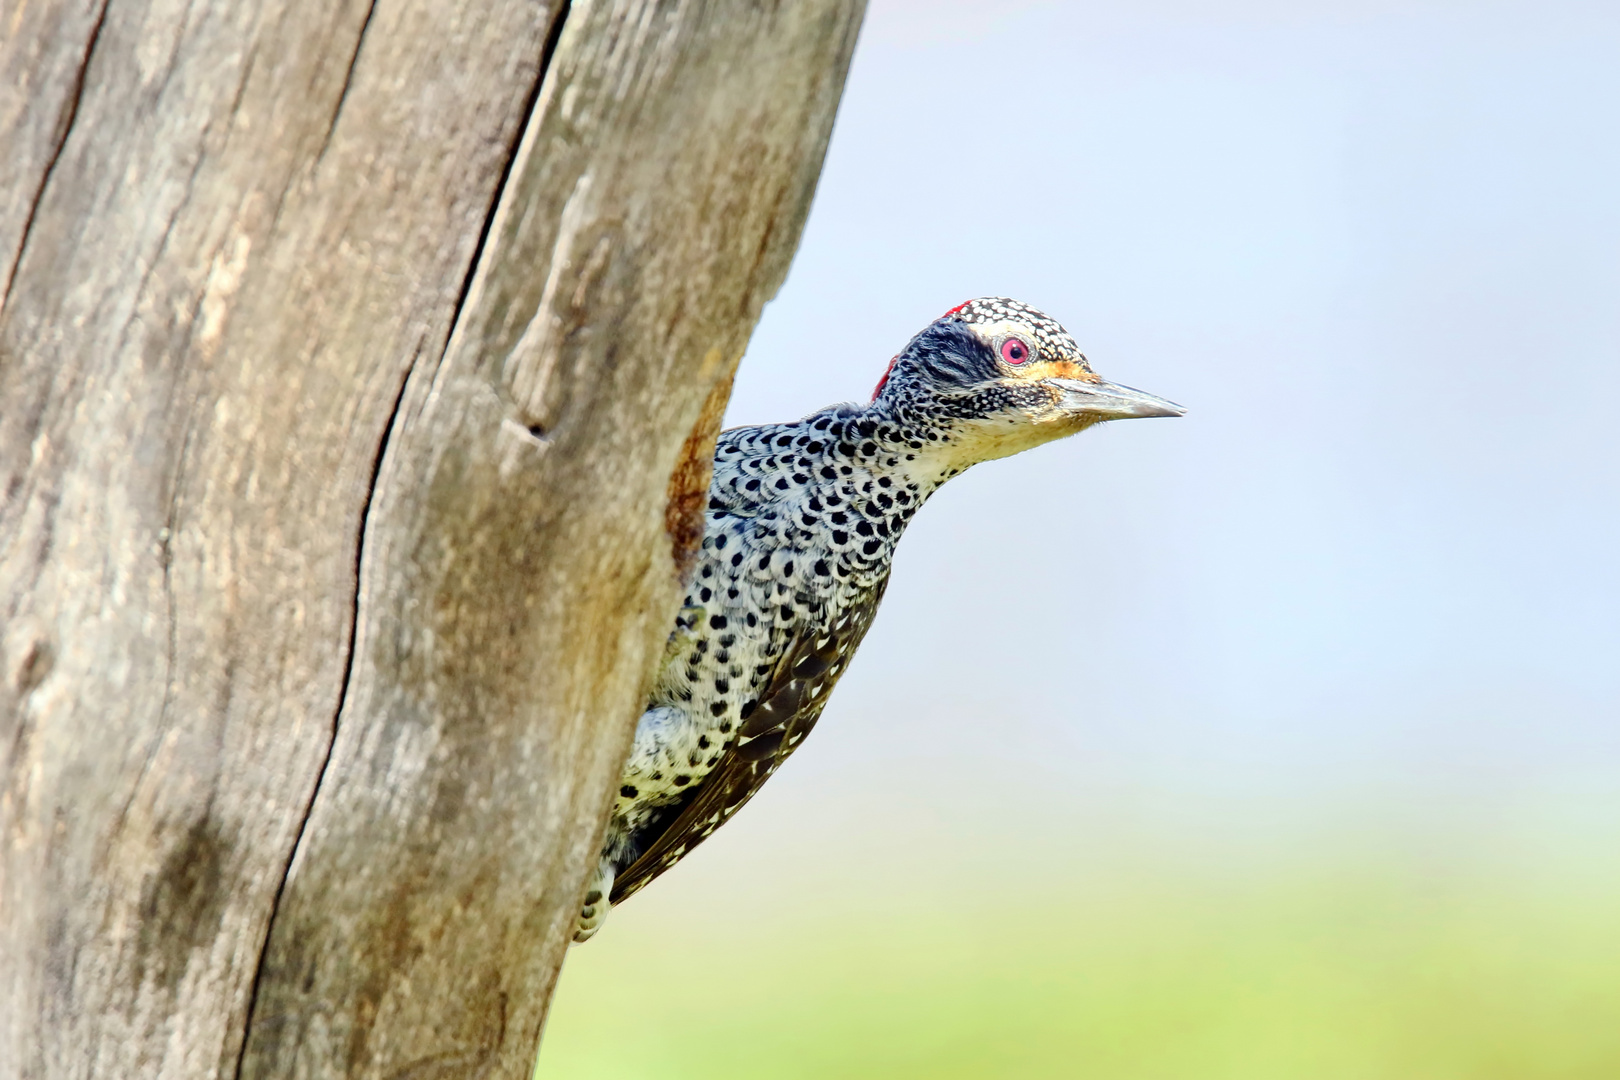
top-left (314, 0), bottom-right (382, 169)
top-left (230, 341), bottom-right (418, 1080)
top-left (0, 0), bottom-right (111, 315)
top-left (108, 407), bottom-right (201, 847)
top-left (445, 0), bottom-right (574, 351)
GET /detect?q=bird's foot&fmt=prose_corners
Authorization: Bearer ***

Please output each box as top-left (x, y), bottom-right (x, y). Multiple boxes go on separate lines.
top-left (571, 861), bottom-right (614, 944)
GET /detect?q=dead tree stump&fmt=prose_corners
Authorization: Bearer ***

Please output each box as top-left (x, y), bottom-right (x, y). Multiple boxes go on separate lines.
top-left (0, 2), bottom-right (864, 1076)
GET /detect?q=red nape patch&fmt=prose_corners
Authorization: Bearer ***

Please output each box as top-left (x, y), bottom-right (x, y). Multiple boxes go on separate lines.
top-left (871, 354), bottom-right (900, 400)
top-left (942, 299), bottom-right (973, 318)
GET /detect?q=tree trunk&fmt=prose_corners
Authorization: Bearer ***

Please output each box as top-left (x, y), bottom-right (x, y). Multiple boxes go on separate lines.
top-left (0, 2), bottom-right (864, 1077)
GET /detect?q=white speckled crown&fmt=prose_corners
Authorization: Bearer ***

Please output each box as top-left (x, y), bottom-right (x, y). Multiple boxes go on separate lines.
top-left (943, 296), bottom-right (1091, 370)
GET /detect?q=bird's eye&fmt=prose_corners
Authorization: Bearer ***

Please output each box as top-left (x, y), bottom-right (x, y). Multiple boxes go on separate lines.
top-left (1000, 338), bottom-right (1030, 365)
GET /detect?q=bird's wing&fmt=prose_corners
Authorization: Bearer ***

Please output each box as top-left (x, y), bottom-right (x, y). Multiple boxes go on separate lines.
top-left (609, 577), bottom-right (889, 905)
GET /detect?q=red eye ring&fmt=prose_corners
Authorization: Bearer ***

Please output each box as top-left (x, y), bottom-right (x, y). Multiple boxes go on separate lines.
top-left (1000, 337), bottom-right (1030, 365)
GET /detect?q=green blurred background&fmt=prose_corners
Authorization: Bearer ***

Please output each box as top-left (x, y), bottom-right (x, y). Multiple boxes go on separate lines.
top-left (542, 0), bottom-right (1620, 1075)
top-left (544, 856), bottom-right (1620, 1079)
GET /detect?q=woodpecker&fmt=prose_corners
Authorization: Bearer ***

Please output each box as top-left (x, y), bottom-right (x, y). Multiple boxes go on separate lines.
top-left (574, 297), bottom-right (1182, 942)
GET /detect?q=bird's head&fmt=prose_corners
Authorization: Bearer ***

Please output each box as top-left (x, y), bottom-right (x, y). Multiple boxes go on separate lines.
top-left (870, 297), bottom-right (1184, 467)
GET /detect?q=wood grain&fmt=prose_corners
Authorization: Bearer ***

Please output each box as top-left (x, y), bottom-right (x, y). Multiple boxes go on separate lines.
top-left (0, 1), bottom-right (864, 1076)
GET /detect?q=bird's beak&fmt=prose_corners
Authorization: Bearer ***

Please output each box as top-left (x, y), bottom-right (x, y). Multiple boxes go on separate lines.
top-left (1049, 378), bottom-right (1186, 420)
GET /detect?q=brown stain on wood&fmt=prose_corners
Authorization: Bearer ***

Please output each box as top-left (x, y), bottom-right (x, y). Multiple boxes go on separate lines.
top-left (665, 350), bottom-right (736, 584)
top-left (130, 815), bottom-right (234, 1000)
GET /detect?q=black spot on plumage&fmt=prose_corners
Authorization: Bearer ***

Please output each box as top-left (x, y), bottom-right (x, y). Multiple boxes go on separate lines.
top-left (709, 614), bottom-right (727, 629)
top-left (674, 775), bottom-right (690, 786)
top-left (620, 786), bottom-right (638, 799)
top-left (710, 702), bottom-right (727, 717)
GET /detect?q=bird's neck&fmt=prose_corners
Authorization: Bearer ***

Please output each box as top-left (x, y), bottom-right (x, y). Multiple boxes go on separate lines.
top-left (709, 401), bottom-right (991, 588)
top-left (799, 398), bottom-right (993, 501)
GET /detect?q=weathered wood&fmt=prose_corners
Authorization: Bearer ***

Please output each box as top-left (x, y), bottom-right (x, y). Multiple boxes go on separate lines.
top-left (0, 1), bottom-right (865, 1077)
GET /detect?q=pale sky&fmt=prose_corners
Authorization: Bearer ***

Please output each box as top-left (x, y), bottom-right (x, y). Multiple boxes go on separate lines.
top-left (710, 0), bottom-right (1619, 879)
